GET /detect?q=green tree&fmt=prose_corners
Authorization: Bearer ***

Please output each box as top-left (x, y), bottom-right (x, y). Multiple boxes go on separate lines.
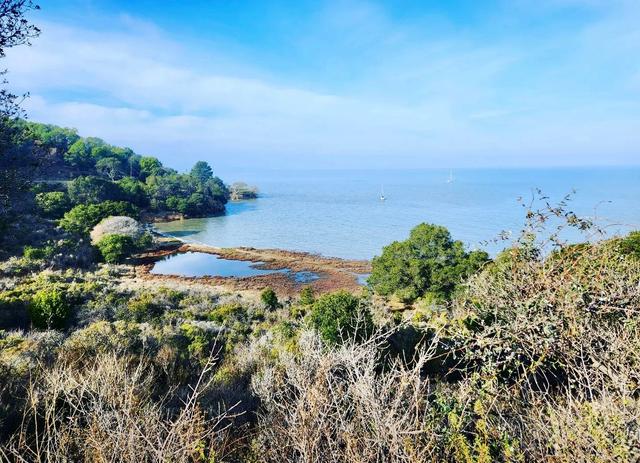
top-left (67, 176), bottom-right (123, 204)
top-left (95, 156), bottom-right (125, 181)
top-left (309, 291), bottom-right (373, 345)
top-left (59, 201), bottom-right (138, 235)
top-left (190, 161), bottom-right (213, 183)
top-left (139, 156), bottom-right (163, 179)
top-left (95, 234), bottom-right (136, 263)
top-left (29, 287), bottom-right (71, 330)
top-left (64, 139), bottom-right (95, 168)
top-left (369, 223), bottom-right (490, 303)
top-left (261, 287), bottom-right (279, 311)
top-left (116, 177), bottom-right (148, 207)
top-left (35, 191), bottom-right (71, 218)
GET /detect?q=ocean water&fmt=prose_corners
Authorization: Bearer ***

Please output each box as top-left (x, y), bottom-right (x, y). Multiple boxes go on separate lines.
top-left (155, 167), bottom-right (640, 260)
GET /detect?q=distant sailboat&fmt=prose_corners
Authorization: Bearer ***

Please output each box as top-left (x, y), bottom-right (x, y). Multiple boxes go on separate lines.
top-left (380, 185), bottom-right (386, 201)
top-left (446, 170), bottom-right (454, 184)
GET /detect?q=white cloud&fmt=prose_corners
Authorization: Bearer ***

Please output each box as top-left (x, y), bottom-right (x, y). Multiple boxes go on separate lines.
top-left (4, 2), bottom-right (640, 170)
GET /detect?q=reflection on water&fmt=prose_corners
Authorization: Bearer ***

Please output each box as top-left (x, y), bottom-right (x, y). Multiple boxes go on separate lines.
top-left (151, 251), bottom-right (320, 282)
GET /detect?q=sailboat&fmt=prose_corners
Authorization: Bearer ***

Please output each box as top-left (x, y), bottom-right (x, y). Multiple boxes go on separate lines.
top-left (380, 185), bottom-right (386, 201)
top-left (446, 169), bottom-right (454, 184)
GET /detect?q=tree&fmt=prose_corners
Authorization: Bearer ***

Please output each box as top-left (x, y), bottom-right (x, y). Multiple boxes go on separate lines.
top-left (95, 157), bottom-right (125, 181)
top-left (190, 161), bottom-right (213, 183)
top-left (117, 176), bottom-right (148, 207)
top-left (309, 291), bottom-right (373, 345)
top-left (139, 156), bottom-right (163, 179)
top-left (67, 176), bottom-right (123, 204)
top-left (369, 223), bottom-right (490, 303)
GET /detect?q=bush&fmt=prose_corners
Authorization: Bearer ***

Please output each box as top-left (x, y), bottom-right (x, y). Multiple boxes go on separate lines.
top-left (126, 292), bottom-right (166, 322)
top-left (95, 235), bottom-right (136, 263)
top-left (23, 245), bottom-right (54, 261)
top-left (369, 223), bottom-right (490, 302)
top-left (261, 288), bottom-right (279, 311)
top-left (618, 231), bottom-right (640, 259)
top-left (90, 216), bottom-right (144, 244)
top-left (29, 288), bottom-right (71, 330)
top-left (309, 291), bottom-right (373, 345)
top-left (35, 191), bottom-right (72, 218)
top-left (299, 286), bottom-right (315, 305)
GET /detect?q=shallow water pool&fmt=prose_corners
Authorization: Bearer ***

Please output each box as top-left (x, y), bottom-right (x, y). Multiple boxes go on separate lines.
top-left (150, 251), bottom-right (321, 282)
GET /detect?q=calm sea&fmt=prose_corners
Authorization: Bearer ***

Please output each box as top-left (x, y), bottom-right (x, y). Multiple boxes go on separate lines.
top-left (155, 167), bottom-right (640, 260)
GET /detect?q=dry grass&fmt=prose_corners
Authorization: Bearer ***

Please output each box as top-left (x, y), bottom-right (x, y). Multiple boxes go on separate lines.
top-left (0, 352), bottom-right (237, 463)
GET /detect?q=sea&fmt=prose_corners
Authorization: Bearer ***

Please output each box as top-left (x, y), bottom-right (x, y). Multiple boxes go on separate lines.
top-left (155, 167), bottom-right (640, 260)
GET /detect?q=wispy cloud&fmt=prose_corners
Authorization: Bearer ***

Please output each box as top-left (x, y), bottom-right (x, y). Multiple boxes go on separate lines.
top-left (5, 1), bottom-right (640, 170)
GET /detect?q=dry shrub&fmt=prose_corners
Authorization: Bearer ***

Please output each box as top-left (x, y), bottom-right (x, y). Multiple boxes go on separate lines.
top-left (252, 328), bottom-right (442, 463)
top-left (0, 352), bottom-right (236, 462)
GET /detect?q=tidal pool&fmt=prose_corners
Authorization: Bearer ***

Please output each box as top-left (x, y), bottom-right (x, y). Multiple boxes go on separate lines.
top-left (150, 251), bottom-right (320, 282)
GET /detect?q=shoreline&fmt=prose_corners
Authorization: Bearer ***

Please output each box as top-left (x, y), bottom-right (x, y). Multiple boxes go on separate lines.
top-left (135, 230), bottom-right (371, 297)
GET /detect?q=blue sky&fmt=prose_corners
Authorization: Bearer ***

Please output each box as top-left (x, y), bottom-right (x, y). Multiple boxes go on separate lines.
top-left (6, 0), bottom-right (640, 171)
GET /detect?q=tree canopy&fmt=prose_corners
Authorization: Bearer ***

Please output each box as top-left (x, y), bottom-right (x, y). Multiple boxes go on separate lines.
top-left (369, 223), bottom-right (490, 303)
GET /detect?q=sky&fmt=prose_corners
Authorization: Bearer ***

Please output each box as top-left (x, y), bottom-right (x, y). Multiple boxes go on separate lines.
top-left (5, 0), bottom-right (640, 172)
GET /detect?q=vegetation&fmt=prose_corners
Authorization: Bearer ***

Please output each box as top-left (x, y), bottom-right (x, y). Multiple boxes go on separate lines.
top-left (2, 184), bottom-right (640, 461)
top-left (28, 287), bottom-right (71, 329)
top-left (309, 290), bottom-right (373, 345)
top-left (2, 6), bottom-right (639, 461)
top-left (369, 223), bottom-right (490, 303)
top-left (260, 287), bottom-right (279, 310)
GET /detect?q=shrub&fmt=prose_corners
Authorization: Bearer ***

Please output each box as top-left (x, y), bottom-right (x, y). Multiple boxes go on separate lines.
top-left (299, 286), bottom-right (315, 305)
top-left (23, 245), bottom-right (54, 261)
top-left (261, 288), bottom-right (279, 311)
top-left (309, 291), bottom-right (373, 345)
top-left (208, 303), bottom-right (245, 324)
top-left (126, 292), bottom-right (165, 322)
top-left (35, 191), bottom-right (72, 218)
top-left (618, 230), bottom-right (640, 259)
top-left (90, 216), bottom-right (144, 244)
top-left (95, 235), bottom-right (136, 263)
top-left (29, 288), bottom-right (71, 330)
top-left (369, 223), bottom-right (490, 302)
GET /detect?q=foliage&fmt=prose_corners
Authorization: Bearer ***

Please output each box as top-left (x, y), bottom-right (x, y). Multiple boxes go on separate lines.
top-left (116, 176), bottom-right (148, 207)
top-left (299, 286), bottom-right (315, 305)
top-left (34, 191), bottom-right (71, 218)
top-left (67, 175), bottom-right (123, 204)
top-left (59, 201), bottom-right (139, 235)
top-left (309, 291), bottom-right (373, 345)
top-left (190, 160), bottom-right (213, 183)
top-left (28, 287), bottom-right (71, 329)
top-left (369, 223), bottom-right (490, 302)
top-left (618, 231), bottom-right (640, 259)
top-left (95, 234), bottom-right (136, 263)
top-left (261, 288), bottom-right (279, 311)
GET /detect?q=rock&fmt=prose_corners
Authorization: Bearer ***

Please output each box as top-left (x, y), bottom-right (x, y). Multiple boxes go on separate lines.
top-left (90, 216), bottom-right (144, 244)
